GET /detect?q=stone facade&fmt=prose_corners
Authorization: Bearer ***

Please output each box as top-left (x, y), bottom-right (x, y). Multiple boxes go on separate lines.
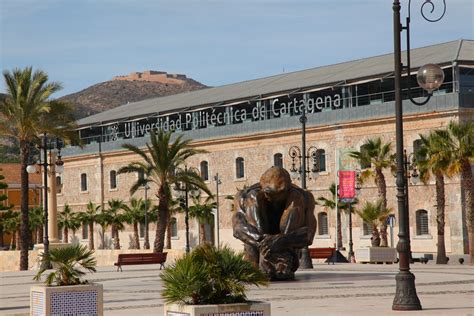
top-left (112, 70), bottom-right (187, 85)
top-left (56, 108), bottom-right (473, 256)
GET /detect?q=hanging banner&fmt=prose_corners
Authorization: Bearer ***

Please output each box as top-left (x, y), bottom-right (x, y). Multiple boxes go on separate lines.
top-left (338, 170), bottom-right (356, 201)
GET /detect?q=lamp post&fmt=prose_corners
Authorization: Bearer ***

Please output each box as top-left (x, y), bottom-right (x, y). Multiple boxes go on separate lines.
top-left (347, 174), bottom-right (362, 263)
top-left (213, 173), bottom-right (222, 248)
top-left (27, 134), bottom-right (64, 269)
top-left (174, 166), bottom-right (199, 253)
top-left (288, 106), bottom-right (320, 270)
top-left (392, 0), bottom-right (446, 310)
top-left (143, 183), bottom-right (150, 249)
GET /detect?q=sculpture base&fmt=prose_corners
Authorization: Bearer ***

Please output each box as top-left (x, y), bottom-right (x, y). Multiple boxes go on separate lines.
top-left (392, 271), bottom-right (422, 310)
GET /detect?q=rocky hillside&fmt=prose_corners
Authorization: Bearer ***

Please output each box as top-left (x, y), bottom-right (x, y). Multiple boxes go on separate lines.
top-left (61, 71), bottom-right (208, 119)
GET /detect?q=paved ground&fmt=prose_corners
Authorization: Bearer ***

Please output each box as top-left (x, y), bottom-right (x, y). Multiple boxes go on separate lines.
top-left (1, 261), bottom-right (473, 316)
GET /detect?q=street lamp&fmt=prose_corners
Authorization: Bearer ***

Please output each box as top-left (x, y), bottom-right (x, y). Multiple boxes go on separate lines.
top-left (288, 101), bottom-right (320, 269)
top-left (143, 183), bottom-right (150, 249)
top-left (392, 0), bottom-right (446, 310)
top-left (346, 172), bottom-right (362, 263)
top-left (173, 166), bottom-right (199, 253)
top-left (213, 173), bottom-right (222, 248)
top-left (27, 134), bottom-right (64, 269)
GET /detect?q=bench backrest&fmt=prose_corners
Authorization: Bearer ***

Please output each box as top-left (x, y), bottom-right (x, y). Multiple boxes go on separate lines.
top-left (117, 252), bottom-right (167, 262)
top-left (308, 248), bottom-right (335, 257)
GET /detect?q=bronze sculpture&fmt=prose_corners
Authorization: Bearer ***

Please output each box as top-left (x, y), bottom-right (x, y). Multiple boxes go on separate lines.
top-left (232, 167), bottom-right (317, 280)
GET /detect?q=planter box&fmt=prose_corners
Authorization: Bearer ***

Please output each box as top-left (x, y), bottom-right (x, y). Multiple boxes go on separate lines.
top-left (164, 301), bottom-right (271, 316)
top-left (31, 283), bottom-right (103, 316)
top-left (355, 247), bottom-right (397, 263)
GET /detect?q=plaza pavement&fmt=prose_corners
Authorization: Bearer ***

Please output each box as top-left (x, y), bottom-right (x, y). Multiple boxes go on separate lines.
top-left (1, 260), bottom-right (473, 316)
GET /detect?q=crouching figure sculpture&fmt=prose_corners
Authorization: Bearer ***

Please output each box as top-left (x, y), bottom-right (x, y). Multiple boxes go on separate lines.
top-left (232, 167), bottom-right (316, 280)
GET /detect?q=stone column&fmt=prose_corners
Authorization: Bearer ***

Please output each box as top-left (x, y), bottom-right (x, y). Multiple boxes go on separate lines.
top-left (48, 151), bottom-right (59, 243)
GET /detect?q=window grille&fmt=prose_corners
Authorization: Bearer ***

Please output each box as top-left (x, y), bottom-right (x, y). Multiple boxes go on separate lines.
top-left (80, 173), bottom-right (87, 191)
top-left (416, 209), bottom-right (429, 235)
top-left (316, 149), bottom-right (326, 172)
top-left (200, 161), bottom-right (209, 181)
top-left (273, 153), bottom-right (283, 168)
top-left (110, 170), bottom-right (117, 189)
top-left (318, 212), bottom-right (328, 235)
top-left (363, 221), bottom-right (373, 236)
top-left (236, 157), bottom-right (245, 179)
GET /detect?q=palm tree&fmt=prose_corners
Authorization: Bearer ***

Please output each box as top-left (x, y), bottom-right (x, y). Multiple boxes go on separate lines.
top-left (2, 210), bottom-right (20, 249)
top-left (356, 199), bottom-right (391, 247)
top-left (28, 207), bottom-right (44, 245)
top-left (58, 204), bottom-right (80, 244)
top-left (188, 192), bottom-right (216, 244)
top-left (0, 67), bottom-right (77, 269)
top-left (106, 199), bottom-right (127, 249)
top-left (123, 198), bottom-right (144, 249)
top-left (118, 129), bottom-right (211, 253)
top-left (95, 209), bottom-right (112, 250)
top-left (416, 132), bottom-right (451, 264)
top-left (350, 137), bottom-right (395, 247)
top-left (316, 183), bottom-right (358, 249)
top-left (434, 121), bottom-right (474, 264)
top-left (78, 201), bottom-right (101, 250)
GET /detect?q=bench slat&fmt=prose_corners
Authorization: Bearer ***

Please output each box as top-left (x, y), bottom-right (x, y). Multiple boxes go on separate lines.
top-left (114, 252), bottom-right (167, 271)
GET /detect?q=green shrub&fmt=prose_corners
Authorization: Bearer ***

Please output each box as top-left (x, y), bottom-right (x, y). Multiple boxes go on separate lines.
top-left (161, 244), bottom-right (268, 305)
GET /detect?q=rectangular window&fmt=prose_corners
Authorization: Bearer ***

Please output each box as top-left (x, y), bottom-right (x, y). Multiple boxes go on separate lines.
top-left (81, 173), bottom-right (87, 191)
top-left (82, 224), bottom-right (88, 240)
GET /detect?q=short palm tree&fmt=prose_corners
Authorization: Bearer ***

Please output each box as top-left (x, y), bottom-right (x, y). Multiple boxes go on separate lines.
top-left (417, 132), bottom-right (450, 264)
top-left (317, 183), bottom-right (358, 250)
top-left (78, 201), bottom-right (101, 250)
top-left (106, 199), bottom-right (127, 249)
top-left (356, 199), bottom-right (391, 247)
top-left (118, 129), bottom-right (211, 253)
top-left (188, 192), bottom-right (217, 244)
top-left (28, 207), bottom-right (44, 245)
top-left (2, 210), bottom-right (20, 249)
top-left (123, 198), bottom-right (144, 249)
top-left (350, 137), bottom-right (394, 247)
top-left (33, 244), bottom-right (97, 286)
top-left (58, 204), bottom-right (81, 244)
top-left (161, 243), bottom-right (268, 305)
top-left (436, 121), bottom-right (474, 264)
top-left (0, 67), bottom-right (77, 270)
top-left (95, 209), bottom-right (113, 249)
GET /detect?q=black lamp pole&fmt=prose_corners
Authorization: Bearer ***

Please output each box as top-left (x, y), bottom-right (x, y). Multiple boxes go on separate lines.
top-left (214, 173), bottom-right (221, 247)
top-left (41, 134), bottom-right (50, 269)
top-left (144, 183), bottom-right (150, 249)
top-left (392, 0), bottom-right (446, 310)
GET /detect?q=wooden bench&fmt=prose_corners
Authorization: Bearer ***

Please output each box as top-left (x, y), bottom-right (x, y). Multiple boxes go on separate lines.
top-left (308, 247), bottom-right (336, 265)
top-left (114, 252), bottom-right (167, 271)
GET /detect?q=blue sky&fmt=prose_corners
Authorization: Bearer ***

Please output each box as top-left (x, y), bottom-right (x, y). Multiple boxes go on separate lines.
top-left (1, 0), bottom-right (473, 97)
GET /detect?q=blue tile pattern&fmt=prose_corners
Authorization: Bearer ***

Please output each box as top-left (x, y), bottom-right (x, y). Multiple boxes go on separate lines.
top-left (50, 290), bottom-right (98, 316)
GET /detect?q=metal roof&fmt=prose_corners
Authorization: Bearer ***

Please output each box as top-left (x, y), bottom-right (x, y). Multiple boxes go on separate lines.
top-left (77, 39), bottom-right (473, 127)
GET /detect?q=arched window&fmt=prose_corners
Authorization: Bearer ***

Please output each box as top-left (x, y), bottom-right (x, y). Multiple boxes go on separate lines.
top-left (318, 212), bottom-right (328, 235)
top-left (363, 221), bottom-right (373, 236)
top-left (413, 139), bottom-right (424, 162)
top-left (200, 161), bottom-right (209, 181)
top-left (82, 224), bottom-right (88, 240)
top-left (416, 209), bottom-right (429, 235)
top-left (273, 153), bottom-right (283, 168)
top-left (360, 144), bottom-right (371, 169)
top-left (171, 217), bottom-right (178, 238)
top-left (236, 157), bottom-right (245, 179)
top-left (139, 222), bottom-right (145, 238)
top-left (80, 173), bottom-right (87, 192)
top-left (56, 176), bottom-right (62, 194)
top-left (110, 170), bottom-right (117, 189)
top-left (137, 170), bottom-right (145, 182)
top-left (316, 149), bottom-right (326, 172)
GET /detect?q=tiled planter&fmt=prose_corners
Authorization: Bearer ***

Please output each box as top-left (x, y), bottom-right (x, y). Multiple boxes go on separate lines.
top-left (164, 301), bottom-right (271, 316)
top-left (355, 247), bottom-right (397, 263)
top-left (30, 283), bottom-right (103, 316)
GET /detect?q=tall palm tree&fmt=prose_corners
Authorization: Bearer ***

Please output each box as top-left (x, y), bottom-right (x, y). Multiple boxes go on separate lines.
top-left (58, 204), bottom-right (80, 244)
top-left (118, 129), bottom-right (211, 253)
top-left (356, 199), bottom-right (391, 247)
top-left (350, 137), bottom-right (395, 247)
top-left (417, 132), bottom-right (451, 264)
top-left (123, 198), bottom-right (144, 249)
top-left (316, 183), bottom-right (358, 250)
top-left (435, 121), bottom-right (474, 264)
top-left (0, 67), bottom-right (77, 269)
top-left (106, 199), bottom-right (127, 249)
top-left (95, 209), bottom-right (112, 250)
top-left (188, 192), bottom-right (216, 244)
top-left (78, 201), bottom-right (101, 250)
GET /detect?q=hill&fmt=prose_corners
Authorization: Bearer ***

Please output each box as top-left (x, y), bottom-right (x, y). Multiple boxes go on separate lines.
top-left (61, 70), bottom-right (208, 119)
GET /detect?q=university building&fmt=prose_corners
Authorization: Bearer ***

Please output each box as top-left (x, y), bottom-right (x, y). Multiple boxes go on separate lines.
top-left (58, 40), bottom-right (473, 255)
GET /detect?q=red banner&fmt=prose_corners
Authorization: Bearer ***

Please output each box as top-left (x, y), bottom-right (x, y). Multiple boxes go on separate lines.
top-left (338, 170), bottom-right (356, 200)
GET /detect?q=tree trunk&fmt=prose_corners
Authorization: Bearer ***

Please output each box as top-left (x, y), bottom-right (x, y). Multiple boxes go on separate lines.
top-left (133, 222), bottom-right (140, 249)
top-left (154, 185), bottom-right (169, 253)
top-left (371, 225), bottom-right (380, 247)
top-left (11, 230), bottom-right (16, 249)
top-left (64, 227), bottom-right (69, 243)
top-left (16, 227), bottom-right (21, 250)
top-left (375, 167), bottom-right (388, 247)
top-left (200, 223), bottom-right (206, 244)
top-left (19, 141), bottom-right (30, 270)
top-left (337, 210), bottom-right (343, 249)
top-left (144, 221), bottom-right (150, 249)
top-left (434, 172), bottom-right (448, 264)
top-left (460, 160), bottom-right (474, 265)
top-left (88, 222), bottom-right (94, 250)
top-left (38, 225), bottom-right (43, 245)
top-left (165, 212), bottom-right (172, 249)
top-left (113, 225), bottom-right (120, 249)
